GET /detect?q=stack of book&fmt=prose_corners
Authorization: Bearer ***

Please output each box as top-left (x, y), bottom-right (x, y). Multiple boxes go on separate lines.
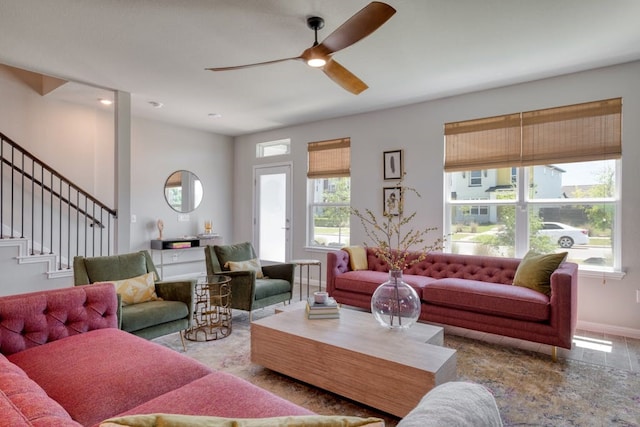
top-left (306, 296), bottom-right (340, 319)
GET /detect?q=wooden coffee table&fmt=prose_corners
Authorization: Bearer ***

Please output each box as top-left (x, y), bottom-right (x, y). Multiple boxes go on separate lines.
top-left (251, 306), bottom-right (457, 417)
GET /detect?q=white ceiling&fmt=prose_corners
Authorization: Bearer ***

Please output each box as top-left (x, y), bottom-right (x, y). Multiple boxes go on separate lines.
top-left (1, 0), bottom-right (639, 137)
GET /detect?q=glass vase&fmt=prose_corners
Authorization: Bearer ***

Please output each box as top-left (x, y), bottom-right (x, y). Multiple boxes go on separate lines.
top-left (371, 269), bottom-right (421, 329)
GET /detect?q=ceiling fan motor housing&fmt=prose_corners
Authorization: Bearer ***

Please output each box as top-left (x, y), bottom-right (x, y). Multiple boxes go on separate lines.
top-left (307, 16), bottom-right (325, 31)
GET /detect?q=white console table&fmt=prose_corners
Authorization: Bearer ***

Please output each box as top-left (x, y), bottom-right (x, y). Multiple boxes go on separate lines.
top-left (150, 235), bottom-right (222, 278)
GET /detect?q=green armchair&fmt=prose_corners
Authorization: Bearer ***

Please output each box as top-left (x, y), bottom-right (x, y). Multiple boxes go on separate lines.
top-left (204, 242), bottom-right (294, 320)
top-left (73, 250), bottom-right (195, 349)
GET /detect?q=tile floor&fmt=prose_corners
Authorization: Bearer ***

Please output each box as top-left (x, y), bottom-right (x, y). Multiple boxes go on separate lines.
top-left (443, 324), bottom-right (640, 372)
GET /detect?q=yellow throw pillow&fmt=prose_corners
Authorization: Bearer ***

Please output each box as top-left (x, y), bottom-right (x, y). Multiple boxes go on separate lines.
top-left (225, 258), bottom-right (264, 279)
top-left (95, 272), bottom-right (160, 305)
top-left (341, 246), bottom-right (368, 271)
top-left (513, 251), bottom-right (568, 296)
top-left (100, 414), bottom-right (384, 427)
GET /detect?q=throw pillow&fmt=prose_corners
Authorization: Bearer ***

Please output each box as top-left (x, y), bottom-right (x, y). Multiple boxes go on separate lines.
top-left (100, 414), bottom-right (384, 427)
top-left (225, 258), bottom-right (264, 279)
top-left (341, 246), bottom-right (368, 271)
top-left (512, 251), bottom-right (568, 296)
top-left (95, 272), bottom-right (160, 305)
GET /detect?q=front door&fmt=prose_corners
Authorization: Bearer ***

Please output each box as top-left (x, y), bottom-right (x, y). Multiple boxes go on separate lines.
top-left (254, 163), bottom-right (292, 263)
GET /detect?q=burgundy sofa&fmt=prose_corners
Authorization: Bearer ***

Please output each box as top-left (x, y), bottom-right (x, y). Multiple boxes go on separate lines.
top-left (0, 283), bottom-right (312, 427)
top-left (327, 249), bottom-right (578, 352)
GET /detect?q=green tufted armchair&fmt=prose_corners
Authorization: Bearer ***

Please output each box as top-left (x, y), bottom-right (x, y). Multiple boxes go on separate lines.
top-left (73, 250), bottom-right (195, 350)
top-left (204, 242), bottom-right (294, 320)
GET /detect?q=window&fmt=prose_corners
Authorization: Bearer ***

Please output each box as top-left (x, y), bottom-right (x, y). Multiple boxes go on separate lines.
top-left (307, 138), bottom-right (351, 248)
top-left (469, 170), bottom-right (482, 186)
top-left (444, 98), bottom-right (622, 271)
top-left (256, 138), bottom-right (290, 157)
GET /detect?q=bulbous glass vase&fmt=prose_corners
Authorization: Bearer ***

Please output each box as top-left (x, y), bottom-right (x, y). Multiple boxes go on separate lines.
top-left (371, 269), bottom-right (421, 329)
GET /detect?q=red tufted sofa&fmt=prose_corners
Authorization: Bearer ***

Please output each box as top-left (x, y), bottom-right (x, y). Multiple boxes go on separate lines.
top-left (0, 283), bottom-right (312, 426)
top-left (326, 249), bottom-right (578, 352)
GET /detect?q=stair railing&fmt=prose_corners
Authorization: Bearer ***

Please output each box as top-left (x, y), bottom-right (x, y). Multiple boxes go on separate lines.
top-left (0, 131), bottom-right (117, 270)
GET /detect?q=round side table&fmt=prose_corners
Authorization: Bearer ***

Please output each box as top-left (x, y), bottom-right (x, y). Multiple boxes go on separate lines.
top-left (185, 274), bottom-right (232, 341)
top-left (291, 259), bottom-right (322, 301)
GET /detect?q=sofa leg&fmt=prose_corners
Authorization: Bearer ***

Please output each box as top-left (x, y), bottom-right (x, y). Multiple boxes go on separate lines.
top-left (179, 331), bottom-right (187, 352)
top-left (551, 346), bottom-right (558, 362)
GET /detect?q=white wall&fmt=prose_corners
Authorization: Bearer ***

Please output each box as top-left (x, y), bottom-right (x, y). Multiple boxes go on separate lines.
top-left (0, 66), bottom-right (235, 288)
top-left (130, 117), bottom-right (234, 278)
top-left (233, 60), bottom-right (640, 336)
top-left (0, 65), bottom-right (114, 203)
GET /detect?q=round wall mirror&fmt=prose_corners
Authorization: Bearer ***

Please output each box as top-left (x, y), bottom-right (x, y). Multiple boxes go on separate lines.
top-left (164, 170), bottom-right (203, 213)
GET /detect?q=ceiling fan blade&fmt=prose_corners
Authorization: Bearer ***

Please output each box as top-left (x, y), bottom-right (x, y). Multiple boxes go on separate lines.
top-left (206, 56), bottom-right (300, 71)
top-left (322, 59), bottom-right (368, 95)
top-left (317, 2), bottom-right (396, 56)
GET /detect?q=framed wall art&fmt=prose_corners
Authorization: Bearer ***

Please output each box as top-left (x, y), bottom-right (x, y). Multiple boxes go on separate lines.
top-left (383, 187), bottom-right (402, 216)
top-left (383, 149), bottom-right (403, 180)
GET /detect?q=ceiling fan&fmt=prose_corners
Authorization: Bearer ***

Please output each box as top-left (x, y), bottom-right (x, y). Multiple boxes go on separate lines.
top-left (206, 2), bottom-right (396, 95)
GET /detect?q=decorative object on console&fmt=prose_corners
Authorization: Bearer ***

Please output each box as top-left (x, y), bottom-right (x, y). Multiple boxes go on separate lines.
top-left (204, 219), bottom-right (213, 234)
top-left (157, 219), bottom-right (164, 240)
top-left (351, 173), bottom-right (444, 329)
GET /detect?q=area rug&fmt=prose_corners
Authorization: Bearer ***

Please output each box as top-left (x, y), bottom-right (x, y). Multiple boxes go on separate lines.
top-left (154, 309), bottom-right (640, 426)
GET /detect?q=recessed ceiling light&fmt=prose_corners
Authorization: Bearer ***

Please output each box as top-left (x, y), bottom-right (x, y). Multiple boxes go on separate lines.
top-left (208, 113), bottom-right (222, 119)
top-left (149, 101), bottom-right (164, 108)
top-left (98, 98), bottom-right (113, 105)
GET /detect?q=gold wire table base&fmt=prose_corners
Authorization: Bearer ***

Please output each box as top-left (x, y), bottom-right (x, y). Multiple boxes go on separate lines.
top-left (185, 275), bottom-right (232, 341)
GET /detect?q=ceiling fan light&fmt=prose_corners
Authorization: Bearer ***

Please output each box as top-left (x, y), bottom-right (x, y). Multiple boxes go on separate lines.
top-left (307, 57), bottom-right (326, 68)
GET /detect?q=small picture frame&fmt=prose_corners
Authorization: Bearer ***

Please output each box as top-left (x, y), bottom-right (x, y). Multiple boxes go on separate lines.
top-left (383, 150), bottom-right (403, 180)
top-left (383, 187), bottom-right (402, 216)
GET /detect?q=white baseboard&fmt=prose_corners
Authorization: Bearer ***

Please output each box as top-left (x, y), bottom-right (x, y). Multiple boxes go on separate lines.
top-left (577, 320), bottom-right (640, 340)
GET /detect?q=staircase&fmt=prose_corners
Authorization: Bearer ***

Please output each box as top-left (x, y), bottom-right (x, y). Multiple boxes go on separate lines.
top-left (0, 132), bottom-right (117, 295)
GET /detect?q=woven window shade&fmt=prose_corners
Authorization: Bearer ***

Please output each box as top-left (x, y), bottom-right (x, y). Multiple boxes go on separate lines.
top-left (307, 138), bottom-right (351, 178)
top-left (522, 98), bottom-right (622, 166)
top-left (444, 98), bottom-right (622, 171)
top-left (444, 114), bottom-right (521, 172)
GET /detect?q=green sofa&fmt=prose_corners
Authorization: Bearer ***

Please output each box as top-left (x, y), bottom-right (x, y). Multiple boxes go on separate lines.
top-left (204, 242), bottom-right (294, 318)
top-left (73, 250), bottom-right (195, 346)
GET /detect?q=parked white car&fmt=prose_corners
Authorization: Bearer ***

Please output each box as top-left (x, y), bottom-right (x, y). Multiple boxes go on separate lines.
top-left (538, 222), bottom-right (589, 248)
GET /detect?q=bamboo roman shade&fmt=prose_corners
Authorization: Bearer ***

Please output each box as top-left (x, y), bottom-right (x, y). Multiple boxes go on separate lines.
top-left (307, 138), bottom-right (351, 178)
top-left (444, 98), bottom-right (622, 172)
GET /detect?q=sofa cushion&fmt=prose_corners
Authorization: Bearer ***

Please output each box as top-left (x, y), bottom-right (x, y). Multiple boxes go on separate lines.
top-left (255, 278), bottom-right (292, 300)
top-left (84, 252), bottom-right (150, 282)
top-left (97, 272), bottom-right (160, 305)
top-left (342, 246), bottom-right (368, 270)
top-left (214, 242), bottom-right (255, 268)
top-left (7, 328), bottom-right (212, 427)
top-left (334, 271), bottom-right (436, 297)
top-left (397, 381), bottom-right (502, 427)
top-left (0, 354), bottom-right (81, 426)
top-left (513, 251), bottom-right (568, 296)
top-left (121, 300), bottom-right (189, 332)
top-left (113, 371), bottom-right (315, 419)
top-left (225, 258), bottom-right (264, 278)
top-left (422, 278), bottom-right (550, 322)
top-left (101, 414), bottom-right (383, 427)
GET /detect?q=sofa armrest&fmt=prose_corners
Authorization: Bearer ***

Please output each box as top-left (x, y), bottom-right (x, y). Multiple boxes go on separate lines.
top-left (326, 250), bottom-right (351, 295)
top-left (155, 279), bottom-right (196, 324)
top-left (262, 263), bottom-right (295, 285)
top-left (549, 261), bottom-right (579, 348)
top-left (218, 270), bottom-right (257, 312)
